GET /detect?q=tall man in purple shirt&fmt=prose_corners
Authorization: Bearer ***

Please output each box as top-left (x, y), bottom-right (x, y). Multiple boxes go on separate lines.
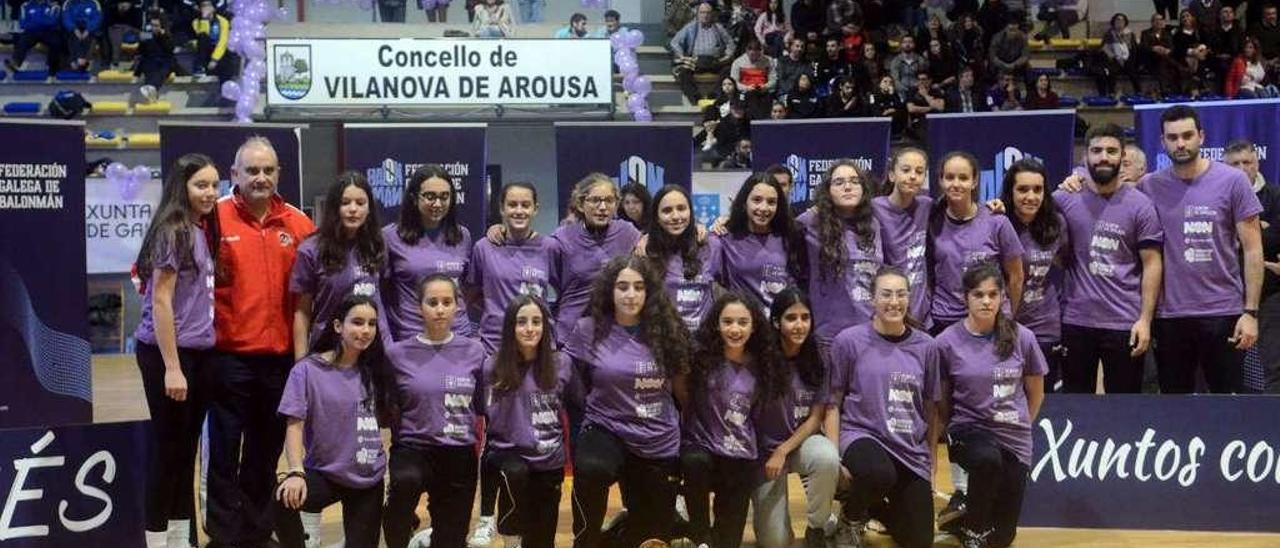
top-left (1142, 105), bottom-right (1264, 393)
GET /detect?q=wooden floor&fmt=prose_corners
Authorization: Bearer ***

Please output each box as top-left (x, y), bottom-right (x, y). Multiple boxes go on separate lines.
top-left (94, 355), bottom-right (1280, 547)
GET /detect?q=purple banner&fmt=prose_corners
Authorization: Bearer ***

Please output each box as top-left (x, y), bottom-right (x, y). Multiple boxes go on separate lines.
top-left (927, 110), bottom-right (1076, 203)
top-left (751, 118), bottom-right (892, 208)
top-left (341, 123), bottom-right (488, 236)
top-left (0, 120), bottom-right (91, 428)
top-left (554, 122), bottom-right (693, 217)
top-left (158, 122), bottom-right (306, 206)
top-left (1136, 99), bottom-right (1280, 184)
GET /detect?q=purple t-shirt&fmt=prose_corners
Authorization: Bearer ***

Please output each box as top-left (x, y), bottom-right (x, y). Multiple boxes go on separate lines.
top-left (1055, 185), bottom-right (1164, 330)
top-left (754, 362), bottom-right (829, 456)
top-left (482, 352), bottom-right (572, 471)
top-left (564, 316), bottom-right (680, 459)
top-left (467, 235), bottom-right (554, 352)
top-left (289, 238), bottom-right (382, 347)
top-left (660, 237), bottom-right (722, 332)
top-left (683, 360), bottom-right (759, 459)
top-left (135, 225), bottom-right (216, 349)
top-left (872, 195), bottom-right (934, 323)
top-left (828, 324), bottom-right (941, 482)
top-left (385, 335), bottom-right (486, 448)
top-left (382, 224), bottom-right (475, 341)
top-left (549, 221), bottom-right (641, 346)
top-left (277, 355), bottom-right (386, 489)
top-left (929, 208), bottom-right (1024, 324)
top-left (716, 232), bottom-right (797, 315)
top-left (1139, 162), bottom-right (1264, 318)
top-left (1014, 213), bottom-right (1068, 342)
top-left (797, 209), bottom-right (885, 344)
top-left (936, 322), bottom-right (1047, 466)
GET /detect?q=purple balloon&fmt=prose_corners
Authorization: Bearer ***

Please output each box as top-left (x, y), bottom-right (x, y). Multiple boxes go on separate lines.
top-left (624, 29), bottom-right (644, 49)
top-left (130, 165), bottom-right (151, 184)
top-left (358, 0), bottom-right (374, 10)
top-left (633, 109), bottom-right (653, 122)
top-left (613, 49), bottom-right (634, 66)
top-left (626, 94), bottom-right (647, 111)
top-left (105, 162), bottom-right (128, 182)
top-left (632, 75), bottom-right (652, 96)
top-left (622, 73), bottom-right (638, 92)
top-left (610, 32), bottom-right (625, 50)
top-left (617, 56), bottom-right (638, 74)
top-left (221, 80), bottom-right (242, 100)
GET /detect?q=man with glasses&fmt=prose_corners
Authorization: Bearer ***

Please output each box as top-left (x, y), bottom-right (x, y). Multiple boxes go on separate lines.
top-left (206, 136), bottom-right (315, 548)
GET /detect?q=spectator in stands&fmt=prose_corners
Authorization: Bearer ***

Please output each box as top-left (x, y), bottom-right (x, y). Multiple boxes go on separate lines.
top-left (421, 0), bottom-right (449, 23)
top-left (601, 9), bottom-right (627, 38)
top-left (784, 72), bottom-right (821, 118)
top-left (516, 0), bottom-right (542, 23)
top-left (1250, 4), bottom-right (1280, 67)
top-left (712, 75), bottom-right (742, 117)
top-left (192, 0), bottom-right (232, 81)
top-left (62, 0), bottom-right (102, 72)
top-left (720, 0), bottom-right (757, 57)
top-left (134, 7), bottom-right (173, 103)
top-left (824, 75), bottom-right (863, 116)
top-left (1153, 0), bottom-right (1177, 22)
top-left (6, 0), bottom-right (64, 74)
top-left (949, 0), bottom-right (978, 21)
top-left (1190, 0), bottom-right (1223, 31)
top-left (916, 14), bottom-right (948, 52)
top-left (1100, 13), bottom-right (1142, 96)
top-left (104, 0), bottom-right (140, 65)
top-left (1034, 0), bottom-right (1082, 41)
top-left (1226, 37), bottom-right (1279, 96)
top-left (950, 12), bottom-right (985, 74)
top-left (695, 108), bottom-right (722, 164)
top-left (723, 138), bottom-right (753, 169)
top-left (840, 19), bottom-right (865, 64)
top-left (770, 100), bottom-right (788, 118)
top-left (1173, 9), bottom-right (1205, 65)
top-left (473, 0), bottom-right (513, 37)
top-left (789, 0), bottom-right (824, 44)
top-left (1121, 144), bottom-right (1147, 184)
top-left (945, 66), bottom-right (988, 112)
top-left (987, 70), bottom-right (1024, 110)
top-left (868, 74), bottom-right (907, 137)
top-left (905, 71), bottom-right (944, 139)
top-left (671, 1), bottom-right (736, 105)
top-left (816, 37), bottom-right (852, 91)
top-left (888, 35), bottom-right (927, 98)
top-left (1210, 6), bottom-right (1245, 75)
top-left (988, 12), bottom-right (1029, 81)
top-left (555, 12), bottom-right (590, 38)
top-left (826, 0), bottom-right (862, 37)
top-left (776, 37), bottom-right (811, 97)
top-left (1025, 72), bottom-right (1060, 108)
top-left (731, 39), bottom-right (778, 118)
top-left (926, 37), bottom-right (959, 89)
top-left (713, 99), bottom-right (751, 165)
top-left (754, 0), bottom-right (790, 57)
top-left (853, 40), bottom-right (885, 93)
top-left (976, 0), bottom-right (1008, 49)
top-left (1142, 12), bottom-right (1179, 94)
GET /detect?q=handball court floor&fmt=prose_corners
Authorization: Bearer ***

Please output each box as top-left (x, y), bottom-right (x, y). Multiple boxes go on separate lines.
top-left (93, 355), bottom-right (1279, 547)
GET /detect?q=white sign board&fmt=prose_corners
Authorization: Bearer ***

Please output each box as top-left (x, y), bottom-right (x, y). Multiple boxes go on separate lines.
top-left (85, 177), bottom-right (161, 274)
top-left (266, 38), bottom-right (613, 106)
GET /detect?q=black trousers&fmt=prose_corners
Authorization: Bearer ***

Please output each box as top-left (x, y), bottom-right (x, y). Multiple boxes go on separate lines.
top-left (1152, 0), bottom-right (1178, 20)
top-left (136, 343), bottom-right (212, 533)
top-left (1154, 315), bottom-right (1243, 393)
top-left (1038, 341), bottom-right (1064, 393)
top-left (490, 450), bottom-right (564, 548)
top-left (948, 429), bottom-right (1028, 548)
top-left (673, 58), bottom-right (729, 104)
top-left (1258, 293), bottom-right (1280, 393)
top-left (273, 473), bottom-right (383, 548)
top-left (1061, 324), bottom-right (1144, 394)
top-left (479, 445), bottom-right (499, 517)
top-left (841, 439), bottom-right (933, 548)
top-left (571, 426), bottom-right (678, 548)
top-left (12, 29), bottom-right (63, 73)
top-left (383, 443), bottom-right (478, 548)
top-left (205, 352), bottom-right (291, 546)
top-left (679, 447), bottom-right (757, 548)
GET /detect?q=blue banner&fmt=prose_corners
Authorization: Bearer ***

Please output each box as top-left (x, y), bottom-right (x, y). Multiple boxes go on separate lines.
top-left (0, 421), bottom-right (150, 545)
top-left (751, 118), bottom-right (892, 208)
top-left (0, 120), bottom-right (92, 428)
top-left (554, 122), bottom-right (693, 217)
top-left (1135, 99), bottom-right (1280, 184)
top-left (342, 123), bottom-right (489, 237)
top-left (158, 122), bottom-right (307, 207)
top-left (1024, 395), bottom-right (1280, 532)
top-left (927, 110), bottom-right (1076, 203)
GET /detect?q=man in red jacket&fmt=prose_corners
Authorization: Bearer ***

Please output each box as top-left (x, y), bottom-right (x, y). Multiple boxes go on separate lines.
top-left (206, 136), bottom-right (314, 548)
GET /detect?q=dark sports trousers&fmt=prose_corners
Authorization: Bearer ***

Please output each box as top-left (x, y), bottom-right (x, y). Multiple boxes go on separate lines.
top-left (383, 443), bottom-right (478, 548)
top-left (948, 429), bottom-right (1028, 548)
top-left (1061, 324), bottom-right (1144, 394)
top-left (490, 450), bottom-right (565, 548)
top-left (478, 446), bottom-right (499, 518)
top-left (841, 439), bottom-right (933, 548)
top-left (136, 343), bottom-right (213, 533)
top-left (1153, 315), bottom-right (1244, 393)
top-left (1257, 294), bottom-right (1280, 393)
top-left (273, 474), bottom-right (383, 548)
top-left (571, 425), bottom-right (679, 548)
top-left (205, 352), bottom-right (292, 546)
top-left (679, 447), bottom-right (757, 548)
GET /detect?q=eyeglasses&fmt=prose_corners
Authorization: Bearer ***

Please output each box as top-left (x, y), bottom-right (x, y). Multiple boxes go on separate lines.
top-left (584, 196), bottom-right (618, 207)
top-left (419, 192), bottom-right (452, 203)
top-left (830, 177), bottom-right (861, 188)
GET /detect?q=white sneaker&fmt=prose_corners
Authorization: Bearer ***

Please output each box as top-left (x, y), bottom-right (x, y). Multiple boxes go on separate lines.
top-left (675, 495), bottom-right (689, 522)
top-left (501, 534), bottom-right (522, 547)
top-left (410, 527), bottom-right (434, 548)
top-left (468, 516), bottom-right (495, 547)
top-left (166, 519), bottom-right (190, 547)
top-left (300, 511), bottom-right (322, 548)
top-left (139, 84), bottom-right (158, 103)
top-left (145, 530), bottom-right (168, 548)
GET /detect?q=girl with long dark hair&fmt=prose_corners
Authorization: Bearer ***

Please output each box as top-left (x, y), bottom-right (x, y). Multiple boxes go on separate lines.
top-left (273, 295), bottom-right (389, 548)
top-left (480, 295), bottom-right (572, 548)
top-left (682, 292), bottom-right (784, 548)
top-left (567, 256), bottom-right (691, 548)
top-left (826, 267), bottom-right (940, 548)
top-left (647, 184), bottom-right (722, 331)
top-left (620, 181), bottom-right (653, 232)
top-left (383, 165), bottom-right (475, 341)
top-left (716, 173), bottom-right (804, 315)
top-left (382, 274), bottom-right (488, 548)
top-left (936, 265), bottom-right (1046, 548)
top-left (874, 146), bottom-right (934, 325)
top-left (999, 159), bottom-right (1067, 392)
top-left (134, 152), bottom-right (221, 548)
top-left (750, 288), bottom-right (841, 548)
top-left (290, 172), bottom-right (386, 359)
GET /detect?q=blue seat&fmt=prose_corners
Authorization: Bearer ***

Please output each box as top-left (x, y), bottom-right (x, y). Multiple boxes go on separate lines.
top-left (0, 71), bottom-right (6, 82)
top-left (1163, 94), bottom-right (1193, 103)
top-left (55, 70), bottom-right (91, 81)
top-left (1057, 95), bottom-right (1080, 107)
top-left (1082, 95), bottom-right (1118, 107)
top-left (3, 102), bottom-right (42, 114)
top-left (12, 70), bottom-right (49, 81)
top-left (1196, 94), bottom-right (1224, 101)
top-left (1121, 94), bottom-right (1155, 105)
top-left (1030, 67), bottom-right (1059, 79)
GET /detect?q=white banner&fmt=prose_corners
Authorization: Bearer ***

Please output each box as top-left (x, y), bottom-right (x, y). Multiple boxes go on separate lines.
top-left (266, 38), bottom-right (613, 107)
top-left (85, 177), bottom-right (161, 274)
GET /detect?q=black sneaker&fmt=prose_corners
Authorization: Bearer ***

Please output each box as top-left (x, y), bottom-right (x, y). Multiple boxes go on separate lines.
top-left (804, 526), bottom-right (826, 548)
top-left (938, 490), bottom-right (967, 532)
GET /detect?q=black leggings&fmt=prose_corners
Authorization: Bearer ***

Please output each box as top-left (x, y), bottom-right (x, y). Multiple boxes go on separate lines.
top-left (490, 450), bottom-right (564, 548)
top-left (679, 447), bottom-right (757, 548)
top-left (841, 439), bottom-right (933, 548)
top-left (1061, 324), bottom-right (1144, 394)
top-left (1154, 315), bottom-right (1243, 393)
top-left (571, 426), bottom-right (678, 548)
top-left (273, 473), bottom-right (383, 548)
top-left (383, 444), bottom-right (478, 548)
top-left (479, 446), bottom-right (499, 518)
top-left (136, 343), bottom-right (212, 533)
top-left (948, 429), bottom-right (1028, 547)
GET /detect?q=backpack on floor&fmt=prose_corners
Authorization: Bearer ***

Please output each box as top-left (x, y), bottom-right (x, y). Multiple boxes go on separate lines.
top-left (49, 90), bottom-right (91, 119)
